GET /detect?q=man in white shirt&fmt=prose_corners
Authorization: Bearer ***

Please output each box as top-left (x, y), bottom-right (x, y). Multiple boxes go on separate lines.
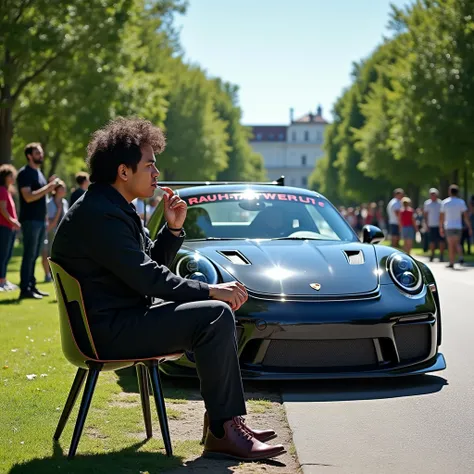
top-left (440, 184), bottom-right (472, 268)
top-left (423, 188), bottom-right (445, 262)
top-left (386, 188), bottom-right (404, 247)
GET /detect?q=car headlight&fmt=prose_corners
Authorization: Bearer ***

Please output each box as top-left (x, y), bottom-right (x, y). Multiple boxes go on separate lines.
top-left (388, 253), bottom-right (423, 293)
top-left (175, 253), bottom-right (218, 284)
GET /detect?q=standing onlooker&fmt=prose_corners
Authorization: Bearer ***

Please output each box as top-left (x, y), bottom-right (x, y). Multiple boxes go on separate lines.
top-left (399, 197), bottom-right (418, 255)
top-left (387, 188), bottom-right (404, 248)
top-left (440, 184), bottom-right (472, 269)
top-left (17, 142), bottom-right (61, 299)
top-left (42, 181), bottom-right (69, 282)
top-left (0, 165), bottom-right (21, 291)
top-left (69, 171), bottom-right (90, 206)
top-left (423, 188), bottom-right (445, 262)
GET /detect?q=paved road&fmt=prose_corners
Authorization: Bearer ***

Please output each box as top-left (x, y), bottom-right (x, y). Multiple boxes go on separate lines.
top-left (283, 259), bottom-right (474, 474)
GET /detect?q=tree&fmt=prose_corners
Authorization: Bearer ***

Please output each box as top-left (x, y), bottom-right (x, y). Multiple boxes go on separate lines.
top-left (214, 79), bottom-right (266, 182)
top-left (0, 0), bottom-right (136, 164)
top-left (159, 64), bottom-right (229, 180)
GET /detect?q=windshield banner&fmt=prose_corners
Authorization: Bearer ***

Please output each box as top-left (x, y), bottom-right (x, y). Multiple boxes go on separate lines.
top-left (186, 192), bottom-right (325, 207)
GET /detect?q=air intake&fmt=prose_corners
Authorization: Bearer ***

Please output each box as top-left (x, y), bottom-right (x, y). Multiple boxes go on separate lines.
top-left (218, 250), bottom-right (251, 265)
top-left (344, 250), bottom-right (365, 265)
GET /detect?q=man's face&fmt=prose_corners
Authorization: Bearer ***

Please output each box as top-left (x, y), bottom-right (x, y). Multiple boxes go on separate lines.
top-left (29, 146), bottom-right (44, 165)
top-left (126, 144), bottom-right (160, 199)
top-left (396, 191), bottom-right (404, 200)
top-left (430, 192), bottom-right (438, 201)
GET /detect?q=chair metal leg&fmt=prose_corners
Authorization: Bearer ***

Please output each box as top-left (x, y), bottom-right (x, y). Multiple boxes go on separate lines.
top-left (68, 365), bottom-right (101, 459)
top-left (136, 364), bottom-right (153, 439)
top-left (147, 361), bottom-right (173, 456)
top-left (54, 368), bottom-right (87, 441)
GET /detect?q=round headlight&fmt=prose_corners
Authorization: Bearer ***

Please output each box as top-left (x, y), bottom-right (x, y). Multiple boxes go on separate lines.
top-left (175, 253), bottom-right (218, 284)
top-left (388, 253), bottom-right (422, 293)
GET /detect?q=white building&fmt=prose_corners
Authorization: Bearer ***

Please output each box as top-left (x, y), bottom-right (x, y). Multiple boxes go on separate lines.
top-left (249, 105), bottom-right (328, 188)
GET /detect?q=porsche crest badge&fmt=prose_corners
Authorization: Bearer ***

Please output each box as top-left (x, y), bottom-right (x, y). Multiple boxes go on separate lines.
top-left (310, 283), bottom-right (321, 291)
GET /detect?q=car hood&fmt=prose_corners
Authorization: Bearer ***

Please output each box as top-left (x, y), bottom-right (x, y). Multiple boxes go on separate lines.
top-left (183, 240), bottom-right (379, 296)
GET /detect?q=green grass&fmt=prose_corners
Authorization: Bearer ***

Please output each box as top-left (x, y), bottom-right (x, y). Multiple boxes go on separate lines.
top-left (0, 247), bottom-right (201, 474)
top-left (246, 399), bottom-right (272, 414)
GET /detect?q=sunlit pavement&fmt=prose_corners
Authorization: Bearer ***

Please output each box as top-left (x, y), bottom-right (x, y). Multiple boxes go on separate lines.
top-left (282, 258), bottom-right (474, 473)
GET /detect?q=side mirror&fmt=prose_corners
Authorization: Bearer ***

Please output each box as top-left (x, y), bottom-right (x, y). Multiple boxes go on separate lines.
top-left (362, 225), bottom-right (384, 244)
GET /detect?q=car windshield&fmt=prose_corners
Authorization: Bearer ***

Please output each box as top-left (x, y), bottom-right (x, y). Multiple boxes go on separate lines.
top-left (180, 190), bottom-right (356, 241)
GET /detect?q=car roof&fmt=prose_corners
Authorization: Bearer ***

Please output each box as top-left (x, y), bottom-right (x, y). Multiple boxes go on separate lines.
top-left (174, 184), bottom-right (326, 199)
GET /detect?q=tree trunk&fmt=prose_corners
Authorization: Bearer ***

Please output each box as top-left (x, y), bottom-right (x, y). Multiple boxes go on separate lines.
top-left (0, 105), bottom-right (13, 164)
top-left (439, 176), bottom-right (450, 198)
top-left (451, 169), bottom-right (459, 185)
top-left (47, 150), bottom-right (62, 177)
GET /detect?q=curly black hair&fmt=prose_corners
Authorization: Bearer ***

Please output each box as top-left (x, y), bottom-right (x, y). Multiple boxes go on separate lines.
top-left (86, 117), bottom-right (166, 184)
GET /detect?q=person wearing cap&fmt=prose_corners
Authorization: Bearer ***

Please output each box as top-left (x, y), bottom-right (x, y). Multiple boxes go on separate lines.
top-left (440, 184), bottom-right (472, 268)
top-left (423, 188), bottom-right (445, 262)
top-left (386, 188), bottom-right (404, 248)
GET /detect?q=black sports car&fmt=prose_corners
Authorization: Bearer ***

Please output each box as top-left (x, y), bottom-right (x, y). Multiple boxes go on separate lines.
top-left (148, 180), bottom-right (446, 380)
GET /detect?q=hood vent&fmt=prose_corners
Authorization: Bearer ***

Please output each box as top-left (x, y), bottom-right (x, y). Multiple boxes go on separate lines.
top-left (344, 250), bottom-right (365, 265)
top-left (218, 250), bottom-right (251, 265)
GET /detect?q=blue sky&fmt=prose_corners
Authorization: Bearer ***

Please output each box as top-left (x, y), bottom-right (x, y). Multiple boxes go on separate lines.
top-left (175, 0), bottom-right (410, 125)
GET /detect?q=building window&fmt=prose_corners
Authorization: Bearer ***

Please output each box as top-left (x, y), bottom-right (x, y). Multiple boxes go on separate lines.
top-left (301, 176), bottom-right (308, 187)
top-left (269, 133), bottom-right (274, 140)
top-left (316, 131), bottom-right (322, 143)
top-left (301, 155), bottom-right (307, 166)
top-left (256, 133), bottom-right (262, 141)
top-left (292, 131), bottom-right (296, 142)
top-left (278, 133), bottom-right (284, 140)
top-left (304, 130), bottom-right (309, 142)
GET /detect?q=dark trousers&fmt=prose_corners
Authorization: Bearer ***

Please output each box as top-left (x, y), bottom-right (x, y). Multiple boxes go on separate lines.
top-left (20, 220), bottom-right (46, 291)
top-left (91, 300), bottom-right (247, 420)
top-left (0, 225), bottom-right (16, 279)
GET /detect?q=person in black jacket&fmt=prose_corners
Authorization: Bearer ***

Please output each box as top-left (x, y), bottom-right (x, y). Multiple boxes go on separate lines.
top-left (51, 117), bottom-right (284, 461)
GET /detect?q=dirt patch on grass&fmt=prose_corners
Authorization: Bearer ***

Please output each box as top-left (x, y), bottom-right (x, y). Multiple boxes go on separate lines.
top-left (136, 378), bottom-right (301, 473)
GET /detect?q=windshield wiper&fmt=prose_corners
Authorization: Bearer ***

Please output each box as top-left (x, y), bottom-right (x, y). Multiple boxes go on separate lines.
top-left (187, 237), bottom-right (248, 241)
top-left (270, 237), bottom-right (328, 241)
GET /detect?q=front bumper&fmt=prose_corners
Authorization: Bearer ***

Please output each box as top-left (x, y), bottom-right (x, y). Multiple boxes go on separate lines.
top-left (160, 283), bottom-right (446, 380)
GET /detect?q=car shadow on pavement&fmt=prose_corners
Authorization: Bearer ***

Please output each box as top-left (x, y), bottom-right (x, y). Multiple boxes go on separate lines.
top-left (273, 375), bottom-right (448, 402)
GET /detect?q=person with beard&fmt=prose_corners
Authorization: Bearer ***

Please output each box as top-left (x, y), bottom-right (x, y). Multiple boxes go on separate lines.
top-left (17, 143), bottom-right (61, 299)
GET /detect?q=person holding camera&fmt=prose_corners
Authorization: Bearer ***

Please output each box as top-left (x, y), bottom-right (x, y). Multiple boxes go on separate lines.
top-left (17, 142), bottom-right (62, 299)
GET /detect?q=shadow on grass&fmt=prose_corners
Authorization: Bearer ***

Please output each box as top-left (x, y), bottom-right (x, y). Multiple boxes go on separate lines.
top-left (8, 440), bottom-right (192, 474)
top-left (116, 366), bottom-right (203, 401)
top-left (0, 297), bottom-right (20, 305)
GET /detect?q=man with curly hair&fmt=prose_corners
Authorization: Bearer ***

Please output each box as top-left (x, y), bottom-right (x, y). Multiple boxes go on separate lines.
top-left (51, 117), bottom-right (285, 461)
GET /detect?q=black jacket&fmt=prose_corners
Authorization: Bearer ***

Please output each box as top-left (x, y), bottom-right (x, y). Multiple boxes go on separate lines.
top-left (51, 183), bottom-right (209, 321)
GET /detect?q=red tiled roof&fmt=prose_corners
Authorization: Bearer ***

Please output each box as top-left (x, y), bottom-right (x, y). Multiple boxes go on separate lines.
top-left (294, 113), bottom-right (328, 124)
top-left (249, 126), bottom-right (287, 142)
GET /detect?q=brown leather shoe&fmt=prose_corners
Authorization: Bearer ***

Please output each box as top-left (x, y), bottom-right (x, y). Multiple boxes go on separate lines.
top-left (201, 412), bottom-right (277, 444)
top-left (203, 417), bottom-right (285, 461)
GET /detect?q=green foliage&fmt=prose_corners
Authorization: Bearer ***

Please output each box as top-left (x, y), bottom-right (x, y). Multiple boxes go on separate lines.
top-left (213, 79), bottom-right (267, 182)
top-left (313, 0), bottom-right (474, 204)
top-left (1, 0), bottom-right (259, 189)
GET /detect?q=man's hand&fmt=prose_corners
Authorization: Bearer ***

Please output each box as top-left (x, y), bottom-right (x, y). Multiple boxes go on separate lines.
top-left (11, 220), bottom-right (21, 231)
top-left (208, 281), bottom-right (248, 312)
top-left (161, 186), bottom-right (187, 229)
top-left (439, 226), bottom-right (445, 238)
top-left (47, 177), bottom-right (61, 191)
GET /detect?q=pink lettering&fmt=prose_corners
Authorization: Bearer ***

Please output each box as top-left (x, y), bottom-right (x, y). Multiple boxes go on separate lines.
top-left (287, 194), bottom-right (297, 202)
top-left (298, 196), bottom-right (311, 204)
top-left (277, 194), bottom-right (288, 201)
top-left (199, 196), bottom-right (208, 203)
top-left (217, 193), bottom-right (229, 201)
top-left (318, 201), bottom-right (325, 207)
top-left (207, 195), bottom-right (217, 202)
top-left (188, 197), bottom-right (199, 205)
top-left (308, 197), bottom-right (316, 205)
top-left (263, 193), bottom-right (276, 200)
